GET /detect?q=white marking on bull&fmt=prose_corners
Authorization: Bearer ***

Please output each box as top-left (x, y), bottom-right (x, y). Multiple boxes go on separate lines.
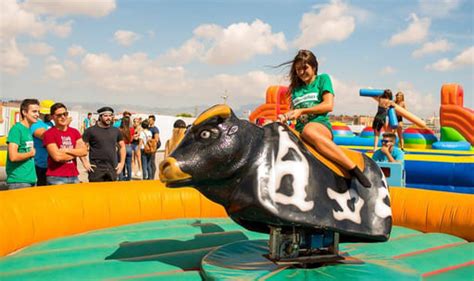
top-left (374, 174), bottom-right (392, 219)
top-left (257, 126), bottom-right (314, 213)
top-left (327, 188), bottom-right (364, 224)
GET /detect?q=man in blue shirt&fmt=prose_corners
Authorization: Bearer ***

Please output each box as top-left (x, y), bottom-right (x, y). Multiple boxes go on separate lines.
top-left (372, 132), bottom-right (405, 164)
top-left (30, 109), bottom-right (53, 186)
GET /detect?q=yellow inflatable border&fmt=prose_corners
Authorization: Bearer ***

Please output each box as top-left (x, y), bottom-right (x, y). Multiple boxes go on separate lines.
top-left (0, 181), bottom-right (472, 257)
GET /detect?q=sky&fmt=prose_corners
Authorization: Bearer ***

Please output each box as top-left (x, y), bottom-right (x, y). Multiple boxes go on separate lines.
top-left (1, 0), bottom-right (473, 118)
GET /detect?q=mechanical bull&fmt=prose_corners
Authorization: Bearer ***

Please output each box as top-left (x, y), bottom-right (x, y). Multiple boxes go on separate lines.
top-left (159, 105), bottom-right (392, 257)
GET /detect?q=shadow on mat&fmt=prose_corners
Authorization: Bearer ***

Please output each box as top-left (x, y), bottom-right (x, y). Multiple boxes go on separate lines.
top-left (105, 220), bottom-right (249, 270)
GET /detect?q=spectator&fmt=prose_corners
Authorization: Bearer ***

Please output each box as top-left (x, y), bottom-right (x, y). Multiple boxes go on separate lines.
top-left (139, 119), bottom-right (153, 180)
top-left (30, 105), bottom-right (53, 186)
top-left (113, 111), bottom-right (131, 128)
top-left (81, 106), bottom-right (125, 182)
top-left (6, 99), bottom-right (39, 189)
top-left (118, 116), bottom-right (134, 181)
top-left (148, 115), bottom-right (161, 179)
top-left (131, 117), bottom-right (143, 178)
top-left (165, 119), bottom-right (186, 157)
top-left (372, 132), bottom-right (405, 164)
top-left (82, 112), bottom-right (92, 133)
top-left (43, 103), bottom-right (88, 185)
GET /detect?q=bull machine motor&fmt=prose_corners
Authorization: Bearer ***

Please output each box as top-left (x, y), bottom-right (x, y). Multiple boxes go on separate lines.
top-left (266, 226), bottom-right (357, 265)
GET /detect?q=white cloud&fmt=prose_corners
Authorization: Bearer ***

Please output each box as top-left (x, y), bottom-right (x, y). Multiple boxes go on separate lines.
top-left (0, 38), bottom-right (29, 74)
top-left (426, 46), bottom-right (474, 71)
top-left (22, 0), bottom-right (116, 17)
top-left (160, 38), bottom-right (205, 65)
top-left (388, 14), bottom-right (430, 46)
top-left (113, 30), bottom-right (140, 47)
top-left (394, 81), bottom-right (436, 118)
top-left (68, 45), bottom-right (86, 57)
top-left (44, 63), bottom-right (66, 79)
top-left (412, 39), bottom-right (453, 58)
top-left (79, 51), bottom-right (283, 107)
top-left (0, 0), bottom-right (72, 75)
top-left (162, 19), bottom-right (287, 65)
top-left (419, 0), bottom-right (460, 18)
top-left (23, 41), bottom-right (53, 55)
top-left (293, 0), bottom-right (358, 49)
top-left (1, 0), bottom-right (47, 39)
top-left (380, 66), bottom-right (397, 75)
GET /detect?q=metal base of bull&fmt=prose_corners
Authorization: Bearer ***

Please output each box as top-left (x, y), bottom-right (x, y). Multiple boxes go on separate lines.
top-left (266, 226), bottom-right (363, 266)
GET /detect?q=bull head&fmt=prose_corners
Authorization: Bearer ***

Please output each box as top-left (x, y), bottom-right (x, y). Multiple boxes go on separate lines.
top-left (159, 104), bottom-right (263, 204)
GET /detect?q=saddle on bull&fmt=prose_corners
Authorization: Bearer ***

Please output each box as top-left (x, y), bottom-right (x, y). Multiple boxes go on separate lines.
top-left (159, 104), bottom-right (392, 264)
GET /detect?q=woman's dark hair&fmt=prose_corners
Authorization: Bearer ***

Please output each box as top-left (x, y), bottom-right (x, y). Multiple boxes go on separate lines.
top-left (382, 89), bottom-right (393, 100)
top-left (277, 50), bottom-right (318, 103)
top-left (120, 116), bottom-right (131, 143)
top-left (173, 119), bottom-right (186, 128)
top-left (50, 102), bottom-right (67, 116)
top-left (141, 119), bottom-right (149, 129)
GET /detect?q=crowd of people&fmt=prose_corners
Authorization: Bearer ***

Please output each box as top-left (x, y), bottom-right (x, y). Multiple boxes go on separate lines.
top-left (4, 98), bottom-right (176, 190)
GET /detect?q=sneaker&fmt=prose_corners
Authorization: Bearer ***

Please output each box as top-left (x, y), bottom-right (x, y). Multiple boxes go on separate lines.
top-left (350, 167), bottom-right (371, 188)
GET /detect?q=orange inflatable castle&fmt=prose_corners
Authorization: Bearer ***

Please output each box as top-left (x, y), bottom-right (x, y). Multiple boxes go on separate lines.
top-left (249, 86), bottom-right (289, 123)
top-left (440, 84), bottom-right (474, 146)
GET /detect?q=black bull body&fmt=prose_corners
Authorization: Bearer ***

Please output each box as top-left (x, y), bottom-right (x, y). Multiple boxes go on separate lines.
top-left (159, 105), bottom-right (392, 242)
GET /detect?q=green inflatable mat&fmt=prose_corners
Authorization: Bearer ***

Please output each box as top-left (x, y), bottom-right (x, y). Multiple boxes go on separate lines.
top-left (0, 218), bottom-right (472, 280)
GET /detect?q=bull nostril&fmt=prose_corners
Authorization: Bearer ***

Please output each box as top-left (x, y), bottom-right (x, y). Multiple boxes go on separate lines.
top-left (159, 157), bottom-right (191, 182)
top-left (160, 160), bottom-right (171, 175)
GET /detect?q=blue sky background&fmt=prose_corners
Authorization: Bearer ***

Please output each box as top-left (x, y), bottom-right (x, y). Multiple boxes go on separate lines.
top-left (1, 0), bottom-right (473, 117)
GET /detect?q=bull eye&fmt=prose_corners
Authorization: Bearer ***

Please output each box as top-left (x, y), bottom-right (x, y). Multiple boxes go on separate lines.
top-left (228, 125), bottom-right (238, 135)
top-left (200, 130), bottom-right (211, 139)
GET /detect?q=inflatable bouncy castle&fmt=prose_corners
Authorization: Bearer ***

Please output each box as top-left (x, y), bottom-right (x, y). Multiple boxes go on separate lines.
top-left (433, 84), bottom-right (474, 151)
top-left (249, 86), bottom-right (289, 123)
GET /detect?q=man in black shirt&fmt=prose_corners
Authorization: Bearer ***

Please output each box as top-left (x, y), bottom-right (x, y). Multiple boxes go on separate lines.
top-left (81, 107), bottom-right (125, 182)
top-left (148, 115), bottom-right (161, 180)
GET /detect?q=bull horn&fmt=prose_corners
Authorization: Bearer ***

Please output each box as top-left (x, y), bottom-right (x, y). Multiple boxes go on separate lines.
top-left (193, 104), bottom-right (231, 126)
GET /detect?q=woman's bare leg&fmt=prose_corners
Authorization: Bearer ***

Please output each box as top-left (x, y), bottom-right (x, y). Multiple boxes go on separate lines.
top-left (397, 122), bottom-right (404, 149)
top-left (302, 123), bottom-right (355, 170)
top-left (302, 123), bottom-right (371, 187)
top-left (374, 130), bottom-right (380, 152)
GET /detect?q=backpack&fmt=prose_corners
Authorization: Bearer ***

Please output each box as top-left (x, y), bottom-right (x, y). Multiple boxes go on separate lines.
top-left (144, 138), bottom-right (158, 154)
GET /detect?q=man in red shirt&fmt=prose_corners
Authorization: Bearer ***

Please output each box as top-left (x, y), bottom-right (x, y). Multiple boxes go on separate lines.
top-left (43, 103), bottom-right (87, 185)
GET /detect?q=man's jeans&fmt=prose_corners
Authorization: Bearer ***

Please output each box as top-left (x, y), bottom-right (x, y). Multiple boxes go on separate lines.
top-left (47, 176), bottom-right (80, 185)
top-left (7, 182), bottom-right (35, 190)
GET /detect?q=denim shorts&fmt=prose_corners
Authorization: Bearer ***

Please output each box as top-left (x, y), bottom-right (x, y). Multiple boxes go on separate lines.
top-left (47, 176), bottom-right (80, 185)
top-left (7, 182), bottom-right (35, 190)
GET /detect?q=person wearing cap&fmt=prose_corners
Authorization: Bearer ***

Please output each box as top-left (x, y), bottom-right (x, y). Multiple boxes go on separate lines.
top-left (81, 106), bottom-right (126, 182)
top-left (30, 102), bottom-right (54, 186)
top-left (43, 103), bottom-right (87, 185)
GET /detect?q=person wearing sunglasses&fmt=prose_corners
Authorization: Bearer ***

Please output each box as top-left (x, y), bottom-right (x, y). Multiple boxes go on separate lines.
top-left (372, 132), bottom-right (404, 164)
top-left (43, 103), bottom-right (88, 185)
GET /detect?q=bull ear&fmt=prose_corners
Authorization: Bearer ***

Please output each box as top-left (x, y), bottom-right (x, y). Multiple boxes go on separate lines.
top-left (193, 104), bottom-right (231, 126)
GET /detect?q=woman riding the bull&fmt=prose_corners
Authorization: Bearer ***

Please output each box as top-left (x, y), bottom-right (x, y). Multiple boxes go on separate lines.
top-left (278, 50), bottom-right (371, 187)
